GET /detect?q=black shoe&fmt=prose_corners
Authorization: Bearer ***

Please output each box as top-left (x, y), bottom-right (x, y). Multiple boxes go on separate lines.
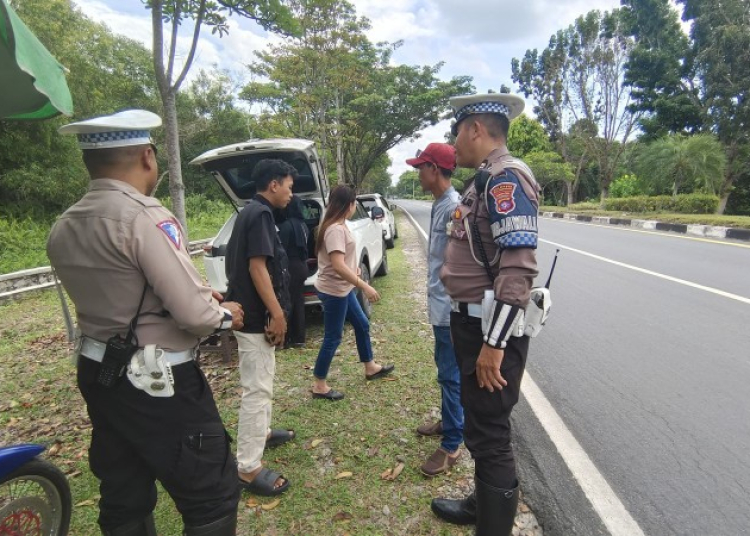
top-left (183, 513), bottom-right (237, 536)
top-left (312, 389), bottom-right (345, 400)
top-left (475, 477), bottom-right (519, 536)
top-left (430, 492), bottom-right (476, 525)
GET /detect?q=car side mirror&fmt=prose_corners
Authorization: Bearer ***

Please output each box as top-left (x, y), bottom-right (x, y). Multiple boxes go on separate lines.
top-left (371, 206), bottom-right (385, 220)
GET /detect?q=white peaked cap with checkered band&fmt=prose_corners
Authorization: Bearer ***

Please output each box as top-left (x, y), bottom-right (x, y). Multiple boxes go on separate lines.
top-left (59, 109), bottom-right (162, 149)
top-left (449, 93), bottom-right (525, 124)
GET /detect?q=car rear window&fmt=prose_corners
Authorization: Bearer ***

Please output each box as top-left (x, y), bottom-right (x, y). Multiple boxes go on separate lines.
top-left (204, 152), bottom-right (318, 198)
top-left (359, 198), bottom-right (378, 211)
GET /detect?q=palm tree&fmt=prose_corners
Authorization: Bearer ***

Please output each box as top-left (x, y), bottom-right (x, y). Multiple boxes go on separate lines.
top-left (635, 134), bottom-right (726, 196)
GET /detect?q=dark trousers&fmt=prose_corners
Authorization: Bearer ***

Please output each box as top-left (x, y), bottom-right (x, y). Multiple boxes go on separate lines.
top-left (450, 312), bottom-right (529, 489)
top-left (77, 358), bottom-right (240, 531)
top-left (286, 257), bottom-right (307, 344)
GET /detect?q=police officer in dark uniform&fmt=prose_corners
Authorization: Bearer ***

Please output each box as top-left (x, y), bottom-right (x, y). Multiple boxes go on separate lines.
top-left (431, 94), bottom-right (540, 536)
top-left (47, 110), bottom-right (244, 536)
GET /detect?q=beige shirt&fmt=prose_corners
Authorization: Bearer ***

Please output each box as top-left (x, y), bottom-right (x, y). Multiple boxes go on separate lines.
top-left (47, 179), bottom-right (225, 351)
top-left (314, 223), bottom-right (356, 297)
top-left (441, 148), bottom-right (539, 305)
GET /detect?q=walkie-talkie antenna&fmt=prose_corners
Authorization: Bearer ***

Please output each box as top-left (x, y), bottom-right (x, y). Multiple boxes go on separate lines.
top-left (544, 249), bottom-right (560, 289)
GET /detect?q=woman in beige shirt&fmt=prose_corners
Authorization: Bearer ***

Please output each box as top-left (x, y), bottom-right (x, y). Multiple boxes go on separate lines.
top-left (312, 185), bottom-right (394, 400)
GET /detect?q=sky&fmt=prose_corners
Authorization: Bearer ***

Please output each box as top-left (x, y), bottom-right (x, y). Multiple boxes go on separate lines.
top-left (71, 0), bottom-right (622, 183)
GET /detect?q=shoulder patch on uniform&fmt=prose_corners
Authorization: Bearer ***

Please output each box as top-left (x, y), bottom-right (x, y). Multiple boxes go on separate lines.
top-left (490, 182), bottom-right (516, 214)
top-left (157, 219), bottom-right (183, 249)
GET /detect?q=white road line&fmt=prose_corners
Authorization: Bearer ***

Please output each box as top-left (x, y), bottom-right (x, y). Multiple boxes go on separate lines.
top-left (541, 238), bottom-right (750, 305)
top-left (400, 204), bottom-right (645, 536)
top-left (522, 375), bottom-right (646, 536)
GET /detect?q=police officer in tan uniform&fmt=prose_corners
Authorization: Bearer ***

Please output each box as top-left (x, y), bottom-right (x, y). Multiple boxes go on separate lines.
top-left (47, 110), bottom-right (244, 536)
top-left (430, 94), bottom-right (540, 536)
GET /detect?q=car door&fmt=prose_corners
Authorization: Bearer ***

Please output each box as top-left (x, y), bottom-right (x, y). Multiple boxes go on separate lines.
top-left (348, 201), bottom-right (381, 271)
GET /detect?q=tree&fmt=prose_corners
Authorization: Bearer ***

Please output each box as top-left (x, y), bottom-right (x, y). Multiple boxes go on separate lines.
top-left (359, 154), bottom-right (392, 196)
top-left (620, 0), bottom-right (703, 138)
top-left (243, 0), bottom-right (472, 189)
top-left (341, 61), bottom-right (471, 188)
top-left (623, 0), bottom-right (750, 214)
top-left (394, 170), bottom-right (419, 198)
top-left (679, 0), bottom-right (750, 213)
top-left (634, 134), bottom-right (726, 196)
top-left (513, 10), bottom-right (640, 205)
top-left (507, 114), bottom-right (551, 158)
top-left (144, 0), bottom-right (297, 237)
top-left (524, 151), bottom-right (575, 205)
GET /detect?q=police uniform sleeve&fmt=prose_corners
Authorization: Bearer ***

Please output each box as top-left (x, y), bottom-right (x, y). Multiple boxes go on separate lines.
top-left (132, 207), bottom-right (225, 337)
top-left (483, 170), bottom-right (539, 348)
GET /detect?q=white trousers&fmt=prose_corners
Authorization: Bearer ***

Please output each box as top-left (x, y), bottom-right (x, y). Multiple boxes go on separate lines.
top-left (234, 331), bottom-right (275, 473)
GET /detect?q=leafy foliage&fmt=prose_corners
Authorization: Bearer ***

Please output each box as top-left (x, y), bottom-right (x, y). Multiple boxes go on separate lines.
top-left (603, 193), bottom-right (718, 213)
top-left (632, 134), bottom-right (725, 196)
top-left (513, 9), bottom-right (640, 205)
top-left (242, 0), bottom-right (472, 188)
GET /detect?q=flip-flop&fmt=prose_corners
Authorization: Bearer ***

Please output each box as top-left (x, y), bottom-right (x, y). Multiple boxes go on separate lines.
top-left (266, 429), bottom-right (295, 449)
top-left (238, 467), bottom-right (290, 496)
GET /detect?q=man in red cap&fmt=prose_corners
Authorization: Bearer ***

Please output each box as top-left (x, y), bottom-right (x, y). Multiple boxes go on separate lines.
top-left (406, 143), bottom-right (464, 476)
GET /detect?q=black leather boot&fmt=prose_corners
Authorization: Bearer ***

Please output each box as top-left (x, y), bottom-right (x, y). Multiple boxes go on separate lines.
top-left (475, 477), bottom-right (519, 536)
top-left (430, 491), bottom-right (477, 525)
top-left (183, 513), bottom-right (237, 536)
top-left (102, 513), bottom-right (157, 536)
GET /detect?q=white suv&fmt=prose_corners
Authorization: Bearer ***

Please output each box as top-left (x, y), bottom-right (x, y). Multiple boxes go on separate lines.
top-left (357, 193), bottom-right (398, 249)
top-left (190, 138), bottom-right (388, 316)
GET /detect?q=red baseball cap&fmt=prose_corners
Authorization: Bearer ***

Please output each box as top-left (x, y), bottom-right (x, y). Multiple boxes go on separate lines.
top-left (405, 143), bottom-right (456, 171)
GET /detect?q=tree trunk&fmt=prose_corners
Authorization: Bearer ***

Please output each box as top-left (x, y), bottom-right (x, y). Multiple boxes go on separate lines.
top-left (334, 91), bottom-right (344, 185)
top-left (566, 181), bottom-right (575, 206)
top-left (600, 185), bottom-right (610, 207)
top-left (163, 90), bottom-right (188, 240)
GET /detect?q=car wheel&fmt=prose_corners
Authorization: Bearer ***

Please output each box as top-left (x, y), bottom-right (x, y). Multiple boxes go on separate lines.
top-left (385, 233), bottom-right (395, 249)
top-left (375, 240), bottom-right (389, 276)
top-left (393, 222), bottom-right (398, 239)
top-left (356, 262), bottom-right (372, 318)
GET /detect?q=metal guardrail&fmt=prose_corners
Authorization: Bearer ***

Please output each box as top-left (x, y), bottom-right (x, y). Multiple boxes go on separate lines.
top-left (0, 239), bottom-right (211, 300)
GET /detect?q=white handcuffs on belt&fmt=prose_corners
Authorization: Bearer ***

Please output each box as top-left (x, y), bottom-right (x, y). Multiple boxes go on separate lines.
top-left (126, 345), bottom-right (175, 397)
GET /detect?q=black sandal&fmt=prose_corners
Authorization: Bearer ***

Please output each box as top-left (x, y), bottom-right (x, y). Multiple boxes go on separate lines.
top-left (266, 429), bottom-right (295, 448)
top-left (238, 467), bottom-right (290, 496)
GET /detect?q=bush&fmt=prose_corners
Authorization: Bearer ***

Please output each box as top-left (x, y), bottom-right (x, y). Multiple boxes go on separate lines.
top-left (609, 174), bottom-right (643, 198)
top-left (566, 202), bottom-right (601, 212)
top-left (1, 195), bottom-right (234, 274)
top-left (603, 194), bottom-right (718, 214)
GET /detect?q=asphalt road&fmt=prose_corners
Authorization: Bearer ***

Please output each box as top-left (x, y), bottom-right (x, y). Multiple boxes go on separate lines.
top-left (395, 198), bottom-right (750, 536)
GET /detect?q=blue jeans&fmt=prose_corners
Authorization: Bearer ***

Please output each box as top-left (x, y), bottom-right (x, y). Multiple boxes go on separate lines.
top-left (434, 325), bottom-right (464, 452)
top-left (314, 290), bottom-right (373, 379)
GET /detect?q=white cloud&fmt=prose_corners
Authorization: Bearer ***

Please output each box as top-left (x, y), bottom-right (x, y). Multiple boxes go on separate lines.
top-left (388, 120), bottom-right (452, 184)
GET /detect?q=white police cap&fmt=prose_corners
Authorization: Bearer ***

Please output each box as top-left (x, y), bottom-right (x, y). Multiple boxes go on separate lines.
top-left (450, 93), bottom-right (525, 125)
top-left (59, 109), bottom-right (162, 150)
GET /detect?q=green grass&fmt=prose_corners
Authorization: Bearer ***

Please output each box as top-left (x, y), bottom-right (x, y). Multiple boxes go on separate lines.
top-left (0, 195), bottom-right (233, 274)
top-left (0, 216), bottom-right (475, 536)
top-left (539, 205), bottom-right (750, 229)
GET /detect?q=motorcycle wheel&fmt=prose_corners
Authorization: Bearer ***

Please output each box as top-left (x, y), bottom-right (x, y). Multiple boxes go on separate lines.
top-left (0, 458), bottom-right (72, 536)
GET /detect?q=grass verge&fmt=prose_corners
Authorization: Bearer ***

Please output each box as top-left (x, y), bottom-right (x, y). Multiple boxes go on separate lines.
top-left (539, 205), bottom-right (750, 229)
top-left (0, 215), bottom-right (480, 536)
